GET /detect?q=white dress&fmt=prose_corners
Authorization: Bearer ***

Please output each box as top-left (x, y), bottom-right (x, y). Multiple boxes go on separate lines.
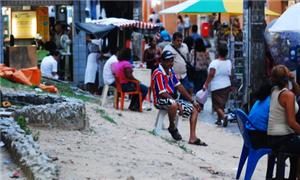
top-left (84, 39), bottom-right (102, 84)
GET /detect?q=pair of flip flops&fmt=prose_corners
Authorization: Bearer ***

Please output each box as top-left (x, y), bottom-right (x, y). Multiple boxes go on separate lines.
top-left (188, 138), bottom-right (208, 146)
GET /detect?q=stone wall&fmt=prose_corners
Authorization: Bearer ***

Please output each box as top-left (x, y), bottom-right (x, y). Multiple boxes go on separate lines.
top-left (0, 117), bottom-right (59, 179)
top-left (5, 93), bottom-right (88, 130)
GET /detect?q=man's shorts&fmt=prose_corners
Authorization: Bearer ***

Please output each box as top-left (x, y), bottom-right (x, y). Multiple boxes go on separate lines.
top-left (155, 98), bottom-right (193, 118)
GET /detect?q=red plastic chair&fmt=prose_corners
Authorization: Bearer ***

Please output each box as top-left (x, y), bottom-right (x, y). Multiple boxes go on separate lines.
top-left (114, 76), bottom-right (143, 112)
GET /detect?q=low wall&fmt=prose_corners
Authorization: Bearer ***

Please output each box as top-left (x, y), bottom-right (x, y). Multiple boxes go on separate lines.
top-left (4, 93), bottom-right (88, 130)
top-left (0, 117), bottom-right (59, 179)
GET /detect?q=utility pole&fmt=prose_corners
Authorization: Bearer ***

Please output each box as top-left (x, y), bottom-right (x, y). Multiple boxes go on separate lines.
top-left (133, 0), bottom-right (143, 61)
top-left (243, 0), bottom-right (267, 110)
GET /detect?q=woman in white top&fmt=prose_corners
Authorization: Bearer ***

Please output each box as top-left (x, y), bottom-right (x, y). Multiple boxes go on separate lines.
top-left (203, 45), bottom-right (232, 127)
top-left (268, 65), bottom-right (300, 178)
top-left (84, 34), bottom-right (102, 93)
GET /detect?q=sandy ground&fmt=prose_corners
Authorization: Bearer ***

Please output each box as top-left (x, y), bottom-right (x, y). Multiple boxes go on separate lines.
top-left (28, 97), bottom-right (269, 180)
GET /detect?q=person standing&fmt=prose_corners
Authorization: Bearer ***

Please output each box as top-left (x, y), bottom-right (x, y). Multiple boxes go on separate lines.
top-left (152, 50), bottom-right (207, 146)
top-left (177, 15), bottom-right (184, 35)
top-left (191, 25), bottom-right (201, 41)
top-left (203, 45), bottom-right (232, 127)
top-left (163, 32), bottom-right (193, 97)
top-left (40, 50), bottom-right (60, 79)
top-left (184, 15), bottom-right (191, 37)
top-left (189, 38), bottom-right (211, 93)
top-left (84, 34), bottom-right (102, 93)
top-left (142, 35), bottom-right (162, 73)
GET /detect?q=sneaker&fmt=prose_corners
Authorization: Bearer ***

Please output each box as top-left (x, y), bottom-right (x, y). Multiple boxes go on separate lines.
top-left (168, 127), bottom-right (182, 141)
top-left (215, 120), bottom-right (222, 126)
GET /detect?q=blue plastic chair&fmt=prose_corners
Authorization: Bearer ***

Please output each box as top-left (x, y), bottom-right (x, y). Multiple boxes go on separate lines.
top-left (235, 109), bottom-right (273, 180)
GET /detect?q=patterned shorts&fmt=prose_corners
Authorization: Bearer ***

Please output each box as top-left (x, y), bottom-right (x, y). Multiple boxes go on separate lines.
top-left (155, 98), bottom-right (194, 118)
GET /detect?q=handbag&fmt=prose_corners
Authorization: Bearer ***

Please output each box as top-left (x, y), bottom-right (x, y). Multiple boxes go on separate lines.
top-left (171, 45), bottom-right (196, 81)
top-left (196, 89), bottom-right (208, 105)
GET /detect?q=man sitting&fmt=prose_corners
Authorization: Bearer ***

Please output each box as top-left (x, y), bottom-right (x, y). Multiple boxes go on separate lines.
top-left (40, 50), bottom-right (60, 79)
top-left (152, 50), bottom-right (207, 146)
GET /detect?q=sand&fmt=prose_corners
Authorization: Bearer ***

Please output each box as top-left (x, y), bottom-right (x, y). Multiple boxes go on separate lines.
top-left (30, 98), bottom-right (269, 180)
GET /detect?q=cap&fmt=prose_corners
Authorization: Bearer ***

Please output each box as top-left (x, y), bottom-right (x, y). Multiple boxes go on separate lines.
top-left (160, 30), bottom-right (171, 41)
top-left (162, 51), bottom-right (175, 60)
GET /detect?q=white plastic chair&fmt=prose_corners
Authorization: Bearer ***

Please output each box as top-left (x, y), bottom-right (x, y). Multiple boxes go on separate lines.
top-left (153, 109), bottom-right (179, 135)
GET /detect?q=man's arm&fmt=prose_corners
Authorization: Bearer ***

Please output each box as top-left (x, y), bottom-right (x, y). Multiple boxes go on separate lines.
top-left (177, 84), bottom-right (201, 111)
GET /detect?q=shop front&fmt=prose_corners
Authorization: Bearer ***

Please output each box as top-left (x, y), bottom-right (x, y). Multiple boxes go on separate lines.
top-left (0, 0), bottom-right (87, 84)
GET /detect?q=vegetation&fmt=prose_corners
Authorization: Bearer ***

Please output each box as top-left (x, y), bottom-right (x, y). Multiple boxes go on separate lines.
top-left (0, 77), bottom-right (95, 102)
top-left (0, 78), bottom-right (34, 91)
top-left (16, 116), bottom-right (40, 141)
top-left (96, 109), bottom-right (117, 125)
top-left (16, 116), bottom-right (32, 135)
top-left (137, 128), bottom-right (194, 155)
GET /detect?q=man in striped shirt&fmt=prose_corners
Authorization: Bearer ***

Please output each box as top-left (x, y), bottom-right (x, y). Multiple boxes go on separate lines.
top-left (152, 51), bottom-right (207, 146)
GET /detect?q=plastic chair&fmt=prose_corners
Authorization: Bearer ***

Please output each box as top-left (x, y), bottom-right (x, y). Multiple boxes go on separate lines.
top-left (114, 76), bottom-right (143, 112)
top-left (153, 109), bottom-right (179, 135)
top-left (235, 109), bottom-right (273, 180)
top-left (101, 85), bottom-right (115, 106)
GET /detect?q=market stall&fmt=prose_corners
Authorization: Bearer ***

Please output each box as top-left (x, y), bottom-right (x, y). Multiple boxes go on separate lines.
top-left (76, 17), bottom-right (160, 61)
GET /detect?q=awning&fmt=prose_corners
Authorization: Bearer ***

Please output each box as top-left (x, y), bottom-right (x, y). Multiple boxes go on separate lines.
top-left (75, 23), bottom-right (116, 38)
top-left (160, 0), bottom-right (280, 16)
top-left (89, 18), bottom-right (159, 30)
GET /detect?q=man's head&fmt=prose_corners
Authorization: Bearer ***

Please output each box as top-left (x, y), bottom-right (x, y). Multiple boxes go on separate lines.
top-left (50, 50), bottom-right (60, 60)
top-left (172, 32), bottom-right (183, 48)
top-left (161, 51), bottom-right (175, 69)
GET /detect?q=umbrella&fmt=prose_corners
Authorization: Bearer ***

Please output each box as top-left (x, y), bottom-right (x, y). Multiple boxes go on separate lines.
top-left (159, 0), bottom-right (280, 16)
top-left (268, 3), bottom-right (300, 32)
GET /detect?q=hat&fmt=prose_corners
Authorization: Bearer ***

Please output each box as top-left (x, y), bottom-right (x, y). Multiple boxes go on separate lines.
top-left (162, 51), bottom-right (175, 60)
top-left (160, 30), bottom-right (171, 41)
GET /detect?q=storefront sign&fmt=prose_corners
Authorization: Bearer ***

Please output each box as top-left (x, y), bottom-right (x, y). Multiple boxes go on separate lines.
top-left (12, 11), bottom-right (37, 39)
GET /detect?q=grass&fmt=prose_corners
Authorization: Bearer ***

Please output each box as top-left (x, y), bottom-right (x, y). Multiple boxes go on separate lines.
top-left (137, 128), bottom-right (194, 155)
top-left (0, 77), bottom-right (95, 102)
top-left (96, 109), bottom-right (117, 125)
top-left (0, 78), bottom-right (35, 91)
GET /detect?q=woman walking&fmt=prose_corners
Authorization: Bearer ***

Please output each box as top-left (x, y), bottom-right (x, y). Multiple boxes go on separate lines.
top-left (203, 45), bottom-right (232, 127)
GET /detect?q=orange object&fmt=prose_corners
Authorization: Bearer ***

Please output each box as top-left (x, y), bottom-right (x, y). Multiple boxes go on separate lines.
top-left (11, 70), bottom-right (32, 86)
top-left (114, 77), bottom-right (143, 112)
top-left (0, 64), bottom-right (57, 93)
top-left (38, 84), bottom-right (58, 93)
top-left (20, 67), bottom-right (41, 86)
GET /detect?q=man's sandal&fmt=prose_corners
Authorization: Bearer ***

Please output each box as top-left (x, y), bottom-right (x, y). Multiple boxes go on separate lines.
top-left (188, 138), bottom-right (208, 146)
top-left (168, 127), bottom-right (182, 141)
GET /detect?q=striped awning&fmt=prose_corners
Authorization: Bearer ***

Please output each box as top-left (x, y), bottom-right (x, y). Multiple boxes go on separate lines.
top-left (89, 18), bottom-right (159, 30)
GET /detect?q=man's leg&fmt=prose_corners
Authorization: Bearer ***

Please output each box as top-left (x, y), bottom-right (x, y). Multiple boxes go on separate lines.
top-left (189, 108), bottom-right (199, 142)
top-left (167, 103), bottom-right (178, 130)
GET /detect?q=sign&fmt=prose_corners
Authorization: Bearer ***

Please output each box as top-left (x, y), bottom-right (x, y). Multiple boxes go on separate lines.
top-left (36, 7), bottom-right (49, 41)
top-left (12, 11), bottom-right (37, 39)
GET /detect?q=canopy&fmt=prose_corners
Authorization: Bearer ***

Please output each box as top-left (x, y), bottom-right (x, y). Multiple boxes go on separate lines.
top-left (268, 3), bottom-right (300, 32)
top-left (159, 0), bottom-right (280, 16)
top-left (76, 18), bottom-right (160, 37)
top-left (89, 18), bottom-right (159, 30)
